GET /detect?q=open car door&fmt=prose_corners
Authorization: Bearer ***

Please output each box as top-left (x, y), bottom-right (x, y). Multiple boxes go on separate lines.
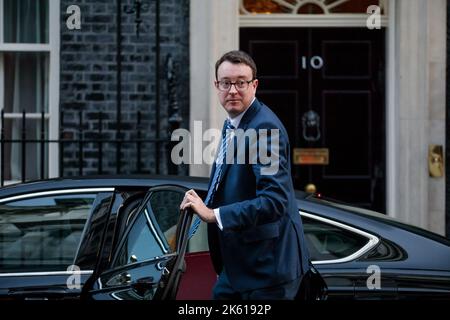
top-left (85, 185), bottom-right (192, 300)
top-left (296, 261), bottom-right (328, 301)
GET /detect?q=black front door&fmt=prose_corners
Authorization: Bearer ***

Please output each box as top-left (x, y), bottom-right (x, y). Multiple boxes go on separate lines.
top-left (241, 27), bottom-right (385, 212)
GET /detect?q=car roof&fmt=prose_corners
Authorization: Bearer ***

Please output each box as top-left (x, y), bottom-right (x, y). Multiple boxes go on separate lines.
top-left (0, 175), bottom-right (210, 198)
top-left (2, 175), bottom-right (449, 248)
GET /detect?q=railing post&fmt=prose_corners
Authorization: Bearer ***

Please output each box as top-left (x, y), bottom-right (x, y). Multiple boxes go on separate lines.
top-left (1, 110), bottom-right (4, 186)
top-left (116, 129), bottom-right (121, 174)
top-left (136, 111), bottom-right (142, 173)
top-left (166, 54), bottom-right (182, 175)
top-left (21, 110), bottom-right (26, 182)
top-left (40, 111), bottom-right (45, 179)
top-left (116, 0), bottom-right (122, 175)
top-left (155, 0), bottom-right (161, 174)
top-left (98, 112), bottom-right (103, 174)
top-left (59, 111), bottom-right (64, 177)
top-left (79, 110), bottom-right (83, 176)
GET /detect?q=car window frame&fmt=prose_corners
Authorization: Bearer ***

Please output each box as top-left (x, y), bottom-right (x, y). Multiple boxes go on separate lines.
top-left (300, 211), bottom-right (380, 265)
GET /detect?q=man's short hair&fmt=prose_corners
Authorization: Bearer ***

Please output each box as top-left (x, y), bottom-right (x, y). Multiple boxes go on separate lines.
top-left (215, 50), bottom-right (257, 80)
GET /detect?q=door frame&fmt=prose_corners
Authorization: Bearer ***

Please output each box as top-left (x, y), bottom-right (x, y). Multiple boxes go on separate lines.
top-left (238, 1), bottom-right (396, 216)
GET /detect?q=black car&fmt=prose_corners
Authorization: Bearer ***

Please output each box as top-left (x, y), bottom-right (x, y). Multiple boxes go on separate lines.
top-left (0, 176), bottom-right (201, 300)
top-left (0, 176), bottom-right (449, 300)
top-left (297, 195), bottom-right (450, 299)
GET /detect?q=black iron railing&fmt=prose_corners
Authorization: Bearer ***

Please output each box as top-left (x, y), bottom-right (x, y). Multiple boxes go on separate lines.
top-left (0, 110), bottom-right (50, 184)
top-left (0, 109), bottom-right (174, 186)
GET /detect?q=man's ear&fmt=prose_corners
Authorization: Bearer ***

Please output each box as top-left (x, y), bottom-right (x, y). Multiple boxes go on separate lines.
top-left (253, 79), bottom-right (259, 90)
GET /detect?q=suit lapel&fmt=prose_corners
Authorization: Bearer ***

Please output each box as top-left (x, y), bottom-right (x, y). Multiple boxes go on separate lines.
top-left (237, 98), bottom-right (261, 130)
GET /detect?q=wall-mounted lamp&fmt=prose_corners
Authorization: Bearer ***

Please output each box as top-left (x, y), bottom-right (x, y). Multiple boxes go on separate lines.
top-left (428, 145), bottom-right (444, 178)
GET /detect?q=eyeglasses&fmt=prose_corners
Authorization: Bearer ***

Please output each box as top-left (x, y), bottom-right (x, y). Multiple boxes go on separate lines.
top-left (216, 79), bottom-right (255, 92)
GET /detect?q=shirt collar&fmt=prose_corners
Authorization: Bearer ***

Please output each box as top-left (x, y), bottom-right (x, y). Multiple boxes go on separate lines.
top-left (228, 97), bottom-right (255, 129)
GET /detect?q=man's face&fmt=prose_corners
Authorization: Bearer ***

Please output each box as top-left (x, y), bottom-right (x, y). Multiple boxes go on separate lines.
top-left (215, 61), bottom-right (258, 118)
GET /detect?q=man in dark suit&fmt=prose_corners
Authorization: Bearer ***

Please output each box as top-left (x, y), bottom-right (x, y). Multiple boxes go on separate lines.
top-left (180, 50), bottom-right (310, 299)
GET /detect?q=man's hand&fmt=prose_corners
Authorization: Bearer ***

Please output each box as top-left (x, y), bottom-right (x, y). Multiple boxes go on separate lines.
top-left (180, 189), bottom-right (216, 223)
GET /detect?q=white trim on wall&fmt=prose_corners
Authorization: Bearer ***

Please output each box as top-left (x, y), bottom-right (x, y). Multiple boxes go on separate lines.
top-left (386, 0), bottom-right (397, 218)
top-left (189, 0), bottom-right (239, 178)
top-left (0, 43), bottom-right (52, 51)
top-left (0, 1), bottom-right (3, 117)
top-left (0, 0), bottom-right (60, 181)
top-left (0, 0), bottom-right (3, 43)
top-left (240, 14), bottom-right (388, 28)
top-left (0, 55), bottom-right (3, 117)
top-left (48, 0), bottom-right (60, 178)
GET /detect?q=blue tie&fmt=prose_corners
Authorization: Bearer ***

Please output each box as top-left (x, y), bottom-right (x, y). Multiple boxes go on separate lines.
top-left (188, 120), bottom-right (234, 239)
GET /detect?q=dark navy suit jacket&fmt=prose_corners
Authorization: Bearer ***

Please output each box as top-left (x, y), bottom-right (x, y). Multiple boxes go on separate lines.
top-left (207, 98), bottom-right (310, 292)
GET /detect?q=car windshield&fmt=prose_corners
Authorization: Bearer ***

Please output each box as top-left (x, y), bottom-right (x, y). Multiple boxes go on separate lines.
top-left (307, 195), bottom-right (450, 247)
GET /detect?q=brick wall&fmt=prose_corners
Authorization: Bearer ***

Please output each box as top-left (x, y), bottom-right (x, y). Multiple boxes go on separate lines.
top-left (60, 0), bottom-right (189, 176)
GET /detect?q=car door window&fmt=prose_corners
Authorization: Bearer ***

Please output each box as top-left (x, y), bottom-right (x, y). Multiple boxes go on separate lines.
top-left (0, 194), bottom-right (96, 272)
top-left (148, 190), bottom-right (184, 250)
top-left (114, 188), bottom-right (187, 268)
top-left (302, 216), bottom-right (369, 261)
top-left (114, 208), bottom-right (168, 267)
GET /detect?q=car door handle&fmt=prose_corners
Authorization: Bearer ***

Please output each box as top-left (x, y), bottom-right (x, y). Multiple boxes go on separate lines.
top-left (131, 276), bottom-right (155, 295)
top-left (105, 272), bottom-right (132, 287)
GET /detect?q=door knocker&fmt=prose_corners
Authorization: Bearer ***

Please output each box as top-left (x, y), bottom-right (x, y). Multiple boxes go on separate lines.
top-left (302, 110), bottom-right (321, 142)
